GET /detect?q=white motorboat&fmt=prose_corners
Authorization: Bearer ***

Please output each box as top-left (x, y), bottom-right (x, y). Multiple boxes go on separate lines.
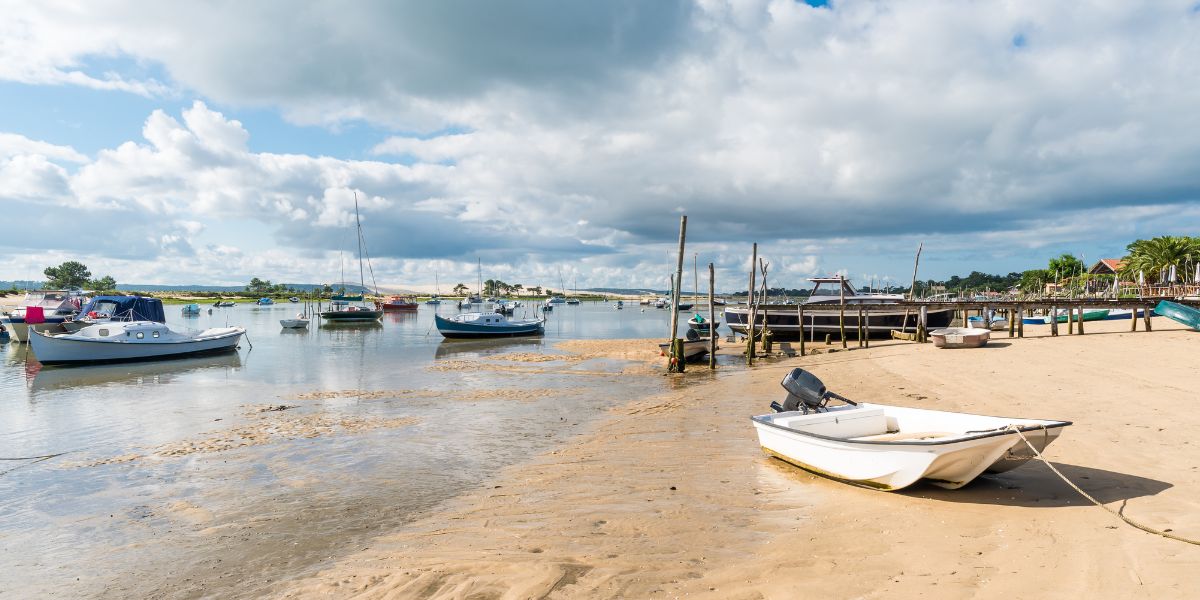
top-left (29, 321), bottom-right (245, 365)
top-left (929, 327), bottom-right (989, 348)
top-left (751, 369), bottom-right (1070, 490)
top-left (0, 290), bottom-right (81, 342)
top-left (280, 314), bottom-right (310, 329)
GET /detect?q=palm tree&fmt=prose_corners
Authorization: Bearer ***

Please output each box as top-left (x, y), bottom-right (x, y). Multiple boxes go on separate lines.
top-left (453, 283), bottom-right (468, 296)
top-left (1121, 236), bottom-right (1200, 283)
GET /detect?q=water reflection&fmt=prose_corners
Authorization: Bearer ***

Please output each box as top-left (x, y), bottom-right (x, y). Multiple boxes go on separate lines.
top-left (27, 353), bottom-right (244, 394)
top-left (434, 337), bottom-right (546, 360)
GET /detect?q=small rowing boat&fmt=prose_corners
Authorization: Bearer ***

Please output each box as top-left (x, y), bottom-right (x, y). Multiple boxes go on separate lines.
top-left (751, 369), bottom-right (1070, 490)
top-left (1155, 300), bottom-right (1200, 330)
top-left (928, 327), bottom-right (989, 348)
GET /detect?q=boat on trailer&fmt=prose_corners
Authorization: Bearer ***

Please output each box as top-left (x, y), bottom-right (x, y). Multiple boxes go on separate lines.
top-left (29, 321), bottom-right (245, 365)
top-left (751, 369), bottom-right (1070, 490)
top-left (725, 278), bottom-right (955, 340)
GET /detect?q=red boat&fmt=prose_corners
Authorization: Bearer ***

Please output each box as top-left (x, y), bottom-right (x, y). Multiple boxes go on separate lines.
top-left (380, 295), bottom-right (419, 311)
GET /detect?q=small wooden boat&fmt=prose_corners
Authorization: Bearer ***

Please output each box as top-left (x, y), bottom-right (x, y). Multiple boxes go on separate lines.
top-left (751, 369), bottom-right (1070, 490)
top-left (1155, 300), bottom-right (1200, 330)
top-left (928, 327), bottom-right (989, 348)
top-left (658, 330), bottom-right (717, 360)
top-left (29, 321), bottom-right (244, 365)
top-left (435, 312), bottom-right (544, 338)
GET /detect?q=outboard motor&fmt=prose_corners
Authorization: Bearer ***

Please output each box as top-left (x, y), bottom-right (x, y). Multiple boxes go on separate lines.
top-left (772, 368), bottom-right (857, 413)
top-left (685, 328), bottom-right (701, 341)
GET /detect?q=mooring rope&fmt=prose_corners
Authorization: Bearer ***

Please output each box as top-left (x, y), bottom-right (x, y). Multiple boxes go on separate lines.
top-left (1008, 425), bottom-right (1200, 546)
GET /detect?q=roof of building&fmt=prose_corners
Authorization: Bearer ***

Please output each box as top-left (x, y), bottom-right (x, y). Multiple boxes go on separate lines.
top-left (1089, 258), bottom-right (1125, 274)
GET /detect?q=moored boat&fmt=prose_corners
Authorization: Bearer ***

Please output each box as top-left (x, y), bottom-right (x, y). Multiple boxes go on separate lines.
top-left (1049, 308), bottom-right (1109, 323)
top-left (967, 315), bottom-right (1007, 330)
top-left (29, 321), bottom-right (245, 365)
top-left (751, 369), bottom-right (1070, 490)
top-left (256, 297), bottom-right (275, 306)
top-left (726, 278), bottom-right (954, 340)
top-left (434, 312), bottom-right (544, 338)
top-left (181, 303), bottom-right (201, 316)
top-left (63, 295), bottom-right (166, 333)
top-left (280, 314), bottom-right (310, 329)
top-left (1154, 300), bottom-right (1200, 330)
top-left (686, 314), bottom-right (721, 335)
top-left (381, 295), bottom-right (419, 311)
top-left (929, 327), bottom-right (989, 348)
top-left (658, 332), bottom-right (717, 361)
top-left (0, 290), bottom-right (82, 342)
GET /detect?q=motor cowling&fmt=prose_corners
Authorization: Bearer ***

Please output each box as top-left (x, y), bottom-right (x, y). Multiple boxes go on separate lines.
top-left (780, 368), bottom-right (829, 413)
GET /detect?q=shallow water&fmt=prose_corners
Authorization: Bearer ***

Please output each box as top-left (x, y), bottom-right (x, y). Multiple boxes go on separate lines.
top-left (0, 300), bottom-right (715, 598)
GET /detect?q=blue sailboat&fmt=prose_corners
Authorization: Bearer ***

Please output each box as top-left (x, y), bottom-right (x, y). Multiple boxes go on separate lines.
top-left (434, 313), bottom-right (544, 338)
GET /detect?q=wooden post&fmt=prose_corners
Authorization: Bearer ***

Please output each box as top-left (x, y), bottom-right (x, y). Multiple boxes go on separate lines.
top-left (797, 302), bottom-right (806, 356)
top-left (864, 307), bottom-right (870, 348)
top-left (919, 305), bottom-right (929, 343)
top-left (1131, 306), bottom-right (1138, 331)
top-left (668, 215), bottom-right (687, 373)
top-left (857, 307), bottom-right (864, 347)
top-left (1050, 305), bottom-right (1058, 336)
top-left (1017, 308), bottom-right (1025, 338)
top-left (747, 243), bottom-right (757, 365)
top-left (1077, 305), bottom-right (1085, 335)
top-left (1008, 307), bottom-right (1016, 337)
top-left (908, 243), bottom-right (923, 301)
top-left (708, 263), bottom-right (716, 370)
top-left (1144, 307), bottom-right (1153, 331)
top-left (839, 275), bottom-right (847, 349)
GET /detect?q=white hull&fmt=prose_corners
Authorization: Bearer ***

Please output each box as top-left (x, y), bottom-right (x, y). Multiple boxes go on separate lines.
top-left (30, 324), bottom-right (244, 364)
top-left (752, 403), bottom-right (1067, 490)
top-left (929, 327), bottom-right (989, 348)
top-left (280, 318), bottom-right (310, 329)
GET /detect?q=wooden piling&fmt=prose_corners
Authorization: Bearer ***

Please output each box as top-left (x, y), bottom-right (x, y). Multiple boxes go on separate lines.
top-left (857, 307), bottom-right (865, 347)
top-left (746, 243), bottom-right (757, 365)
top-left (839, 275), bottom-right (847, 349)
top-left (1008, 309), bottom-right (1016, 337)
top-left (1077, 305), bottom-right (1085, 335)
top-left (1131, 307), bottom-right (1138, 331)
top-left (1050, 305), bottom-right (1058, 336)
top-left (864, 307), bottom-right (870, 348)
top-left (1017, 308), bottom-right (1025, 338)
top-left (797, 302), bottom-right (806, 356)
top-left (1067, 307), bottom-right (1074, 334)
top-left (668, 215), bottom-right (687, 373)
top-left (708, 263), bottom-right (716, 369)
top-left (918, 305), bottom-right (928, 343)
top-left (1145, 307), bottom-right (1153, 331)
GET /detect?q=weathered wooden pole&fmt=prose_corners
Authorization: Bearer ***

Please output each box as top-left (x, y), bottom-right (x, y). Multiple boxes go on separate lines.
top-left (747, 243), bottom-right (757, 365)
top-left (1144, 306), bottom-right (1153, 331)
top-left (1050, 304), bottom-right (1058, 336)
top-left (839, 275), bottom-right (847, 349)
top-left (1131, 306), bottom-right (1138, 331)
top-left (918, 305), bottom-right (928, 343)
top-left (1017, 308), bottom-right (1025, 338)
top-left (864, 307), bottom-right (870, 348)
top-left (797, 301), bottom-right (806, 356)
top-left (1067, 306), bottom-right (1074, 334)
top-left (1077, 305), bottom-right (1085, 335)
top-left (1008, 306), bottom-right (1016, 337)
top-left (668, 215), bottom-right (687, 373)
top-left (908, 243), bottom-right (923, 301)
top-left (708, 262), bottom-right (716, 370)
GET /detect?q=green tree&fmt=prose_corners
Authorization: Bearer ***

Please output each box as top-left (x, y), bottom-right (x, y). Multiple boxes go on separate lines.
top-left (322, 284), bottom-right (333, 295)
top-left (1046, 254), bottom-right (1086, 281)
top-left (91, 275), bottom-right (117, 291)
top-left (44, 261), bottom-right (92, 289)
top-left (529, 285), bottom-right (542, 296)
top-left (1121, 236), bottom-right (1200, 283)
top-left (453, 283), bottom-right (468, 296)
top-left (1018, 269), bottom-right (1050, 293)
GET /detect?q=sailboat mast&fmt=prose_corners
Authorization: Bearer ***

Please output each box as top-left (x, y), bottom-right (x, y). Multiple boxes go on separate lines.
top-left (477, 258), bottom-right (482, 296)
top-left (353, 192), bottom-right (366, 293)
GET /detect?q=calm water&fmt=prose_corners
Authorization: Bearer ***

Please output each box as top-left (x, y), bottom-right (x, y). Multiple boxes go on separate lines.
top-left (0, 300), bottom-right (721, 598)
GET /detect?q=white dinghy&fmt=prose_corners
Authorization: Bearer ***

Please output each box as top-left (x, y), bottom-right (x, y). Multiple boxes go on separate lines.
top-left (929, 327), bottom-right (989, 348)
top-left (29, 321), bottom-right (245, 365)
top-left (751, 369), bottom-right (1070, 491)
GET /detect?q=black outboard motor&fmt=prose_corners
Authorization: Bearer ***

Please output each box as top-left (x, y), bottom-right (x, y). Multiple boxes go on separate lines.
top-left (771, 368), bottom-right (857, 413)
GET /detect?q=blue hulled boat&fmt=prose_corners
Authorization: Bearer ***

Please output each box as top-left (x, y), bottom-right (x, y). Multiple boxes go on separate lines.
top-left (1155, 300), bottom-right (1200, 330)
top-left (434, 312), bottom-right (544, 338)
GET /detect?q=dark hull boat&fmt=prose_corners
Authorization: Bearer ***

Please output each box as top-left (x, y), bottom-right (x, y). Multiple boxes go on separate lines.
top-left (435, 313), bottom-right (544, 338)
top-left (725, 278), bottom-right (954, 340)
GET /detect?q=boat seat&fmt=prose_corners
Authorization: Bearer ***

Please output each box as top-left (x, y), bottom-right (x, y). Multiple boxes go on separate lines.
top-left (849, 431), bottom-right (959, 442)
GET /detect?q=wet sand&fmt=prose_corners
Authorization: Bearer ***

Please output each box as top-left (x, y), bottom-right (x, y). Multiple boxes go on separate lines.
top-left (282, 318), bottom-right (1200, 599)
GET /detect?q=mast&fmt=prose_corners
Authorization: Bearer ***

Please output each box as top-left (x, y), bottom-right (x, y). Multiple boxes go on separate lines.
top-left (353, 192), bottom-right (366, 294)
top-left (477, 257), bottom-right (482, 297)
top-left (693, 252), bottom-right (698, 304)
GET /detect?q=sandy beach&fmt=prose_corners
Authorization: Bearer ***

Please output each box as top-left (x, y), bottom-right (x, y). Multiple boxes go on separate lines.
top-left (273, 318), bottom-right (1200, 599)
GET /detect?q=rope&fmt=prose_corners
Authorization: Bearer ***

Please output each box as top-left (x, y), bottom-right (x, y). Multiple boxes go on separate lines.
top-left (1008, 425), bottom-right (1200, 546)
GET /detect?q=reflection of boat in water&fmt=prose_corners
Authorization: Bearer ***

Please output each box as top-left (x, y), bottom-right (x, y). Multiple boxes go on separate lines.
top-left (27, 352), bottom-right (244, 392)
top-left (433, 337), bottom-right (545, 360)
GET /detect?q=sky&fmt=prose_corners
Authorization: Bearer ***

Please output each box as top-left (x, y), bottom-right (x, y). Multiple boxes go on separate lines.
top-left (2, 0), bottom-right (1200, 292)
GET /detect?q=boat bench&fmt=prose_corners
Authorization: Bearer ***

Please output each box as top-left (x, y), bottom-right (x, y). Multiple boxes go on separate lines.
top-left (773, 408), bottom-right (888, 439)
